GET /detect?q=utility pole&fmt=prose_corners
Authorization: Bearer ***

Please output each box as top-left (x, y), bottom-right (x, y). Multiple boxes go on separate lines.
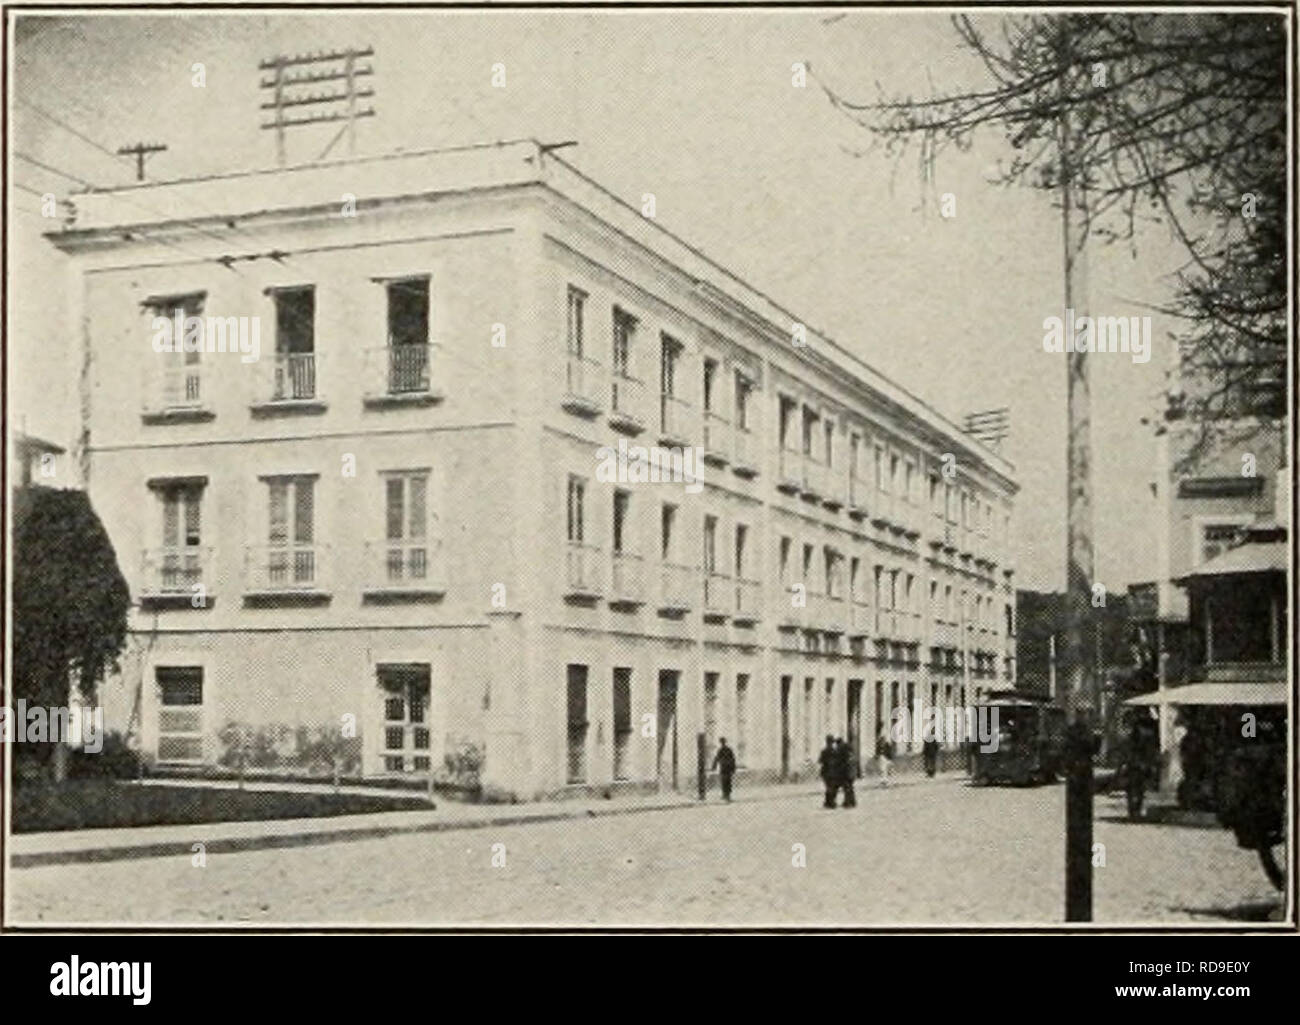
top-left (117, 142), bottom-right (167, 181)
top-left (258, 47), bottom-right (376, 166)
top-left (1056, 22), bottom-right (1096, 924)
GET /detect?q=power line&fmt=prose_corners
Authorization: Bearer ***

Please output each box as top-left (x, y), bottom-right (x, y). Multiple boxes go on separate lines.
top-left (15, 151), bottom-right (97, 189)
top-left (16, 97), bottom-right (129, 167)
top-left (16, 108), bottom-right (279, 255)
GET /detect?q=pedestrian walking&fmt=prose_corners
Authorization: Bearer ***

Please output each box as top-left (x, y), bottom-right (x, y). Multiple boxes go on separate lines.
top-left (876, 724), bottom-right (894, 787)
top-left (818, 735), bottom-right (838, 808)
top-left (834, 737), bottom-right (856, 808)
top-left (922, 736), bottom-right (939, 777)
top-left (712, 737), bottom-right (736, 802)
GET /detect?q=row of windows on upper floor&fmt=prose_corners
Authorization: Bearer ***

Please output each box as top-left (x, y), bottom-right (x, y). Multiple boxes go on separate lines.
top-left (563, 475), bottom-right (1012, 636)
top-left (136, 276), bottom-right (1007, 530)
top-left (558, 283), bottom-right (1012, 559)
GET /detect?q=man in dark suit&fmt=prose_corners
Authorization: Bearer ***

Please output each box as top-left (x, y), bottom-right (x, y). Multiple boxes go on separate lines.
top-left (834, 737), bottom-right (856, 808)
top-left (712, 737), bottom-right (737, 802)
top-left (818, 735), bottom-right (838, 808)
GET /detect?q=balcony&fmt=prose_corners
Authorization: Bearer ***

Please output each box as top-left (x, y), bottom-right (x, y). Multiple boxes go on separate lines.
top-left (732, 427), bottom-right (759, 477)
top-left (564, 542), bottom-right (603, 601)
top-left (142, 363), bottom-right (214, 424)
top-left (800, 458), bottom-right (825, 501)
top-left (777, 583), bottom-right (805, 628)
top-left (777, 449), bottom-right (802, 494)
top-left (658, 560), bottom-right (694, 614)
top-left (659, 393), bottom-right (691, 447)
top-left (847, 475), bottom-right (870, 519)
top-left (848, 600), bottom-right (872, 639)
top-left (244, 544), bottom-right (329, 603)
top-left (822, 467), bottom-right (846, 511)
top-left (899, 503), bottom-right (922, 539)
top-left (140, 546), bottom-right (214, 607)
top-left (562, 354), bottom-right (603, 417)
top-left (610, 551), bottom-right (647, 607)
top-left (703, 572), bottom-right (732, 621)
top-left (609, 374), bottom-right (647, 435)
top-left (821, 593), bottom-right (847, 633)
top-left (362, 344), bottom-right (443, 408)
top-left (702, 413), bottom-right (730, 467)
top-left (734, 576), bottom-right (762, 625)
top-left (870, 492), bottom-right (893, 530)
top-left (362, 539), bottom-right (446, 601)
top-left (250, 352), bottom-right (326, 416)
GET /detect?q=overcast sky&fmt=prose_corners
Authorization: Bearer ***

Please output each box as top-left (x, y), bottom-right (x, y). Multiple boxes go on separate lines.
top-left (10, 9), bottom-right (1190, 591)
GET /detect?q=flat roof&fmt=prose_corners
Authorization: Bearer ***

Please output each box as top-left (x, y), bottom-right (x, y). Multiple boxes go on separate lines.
top-left (49, 137), bottom-right (1015, 484)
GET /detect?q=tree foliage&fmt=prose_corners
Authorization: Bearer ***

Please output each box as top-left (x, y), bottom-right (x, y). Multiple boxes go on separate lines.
top-left (815, 12), bottom-right (1286, 454)
top-left (12, 486), bottom-right (131, 712)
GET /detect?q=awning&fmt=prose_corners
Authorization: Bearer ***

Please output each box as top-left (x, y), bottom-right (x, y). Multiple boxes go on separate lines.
top-left (1173, 541), bottom-right (1286, 581)
top-left (1124, 682), bottom-right (1287, 707)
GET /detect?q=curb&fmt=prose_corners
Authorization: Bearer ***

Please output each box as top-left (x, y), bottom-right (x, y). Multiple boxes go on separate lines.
top-left (11, 775), bottom-right (959, 868)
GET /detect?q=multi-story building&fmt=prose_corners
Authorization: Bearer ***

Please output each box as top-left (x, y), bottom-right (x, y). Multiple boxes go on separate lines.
top-left (47, 139), bottom-right (1017, 799)
top-left (1127, 411), bottom-right (1287, 792)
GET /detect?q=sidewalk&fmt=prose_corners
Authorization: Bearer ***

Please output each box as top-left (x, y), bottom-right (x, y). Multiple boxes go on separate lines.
top-left (9, 771), bottom-right (966, 868)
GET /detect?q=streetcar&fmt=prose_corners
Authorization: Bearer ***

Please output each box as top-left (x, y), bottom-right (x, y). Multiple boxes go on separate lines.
top-left (969, 693), bottom-right (1066, 786)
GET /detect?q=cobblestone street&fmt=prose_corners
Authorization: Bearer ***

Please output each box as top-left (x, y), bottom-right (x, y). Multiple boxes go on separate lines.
top-left (8, 779), bottom-right (1282, 926)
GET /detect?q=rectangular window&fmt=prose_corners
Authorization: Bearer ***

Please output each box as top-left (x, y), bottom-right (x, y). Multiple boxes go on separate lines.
top-left (156, 482), bottom-right (204, 591)
top-left (265, 476), bottom-right (316, 586)
top-left (387, 277), bottom-right (430, 349)
top-left (566, 476), bottom-right (586, 544)
top-left (661, 502), bottom-right (677, 560)
top-left (385, 277), bottom-right (431, 394)
top-left (703, 515), bottom-right (718, 575)
top-left (875, 446), bottom-right (887, 491)
top-left (383, 471), bottom-right (429, 582)
top-left (566, 664), bottom-right (589, 783)
top-left (156, 666), bottom-right (203, 763)
top-left (566, 286), bottom-right (587, 357)
top-left (613, 667), bottom-right (632, 781)
top-left (379, 663), bottom-right (431, 773)
top-left (735, 674), bottom-right (749, 766)
top-left (779, 396), bottom-right (797, 449)
top-left (703, 672), bottom-right (719, 756)
top-left (824, 678), bottom-right (834, 738)
top-left (802, 543), bottom-right (815, 586)
top-left (661, 333), bottom-right (682, 396)
top-left (803, 677), bottom-right (815, 758)
top-left (272, 286), bottom-right (315, 355)
top-left (824, 421), bottom-right (834, 469)
top-left (612, 307), bottom-right (636, 378)
top-left (703, 357), bottom-right (718, 414)
top-left (802, 407), bottom-right (818, 458)
top-left (613, 489), bottom-right (631, 555)
top-left (1200, 523), bottom-right (1244, 564)
top-left (735, 373), bottom-right (752, 430)
top-left (734, 523), bottom-right (748, 579)
top-left (148, 293), bottom-right (206, 404)
top-left (779, 536), bottom-right (793, 587)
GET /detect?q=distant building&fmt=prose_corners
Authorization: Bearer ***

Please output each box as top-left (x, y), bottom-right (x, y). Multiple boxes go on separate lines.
top-left (1126, 410), bottom-right (1287, 793)
top-left (11, 430), bottom-right (67, 488)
